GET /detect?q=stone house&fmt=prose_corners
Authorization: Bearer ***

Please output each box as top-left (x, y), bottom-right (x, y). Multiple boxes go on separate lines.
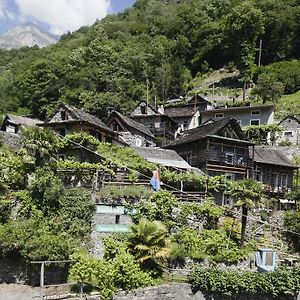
top-left (165, 117), bottom-right (254, 180)
top-left (277, 116), bottom-right (300, 145)
top-left (105, 110), bottom-right (156, 147)
top-left (200, 105), bottom-right (275, 127)
top-left (252, 146), bottom-right (298, 196)
top-left (1, 114), bottom-right (40, 134)
top-left (39, 103), bottom-right (117, 143)
top-left (130, 101), bottom-right (178, 146)
top-left (164, 95), bottom-right (212, 134)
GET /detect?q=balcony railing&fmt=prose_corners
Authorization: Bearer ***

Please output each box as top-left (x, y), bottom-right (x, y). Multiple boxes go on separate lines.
top-left (207, 150), bottom-right (252, 168)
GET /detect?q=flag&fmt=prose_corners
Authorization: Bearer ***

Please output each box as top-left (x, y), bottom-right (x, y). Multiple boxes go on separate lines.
top-left (150, 168), bottom-right (161, 191)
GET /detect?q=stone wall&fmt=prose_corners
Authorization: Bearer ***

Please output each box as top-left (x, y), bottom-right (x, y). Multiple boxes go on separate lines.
top-left (0, 258), bottom-right (69, 286)
top-left (113, 283), bottom-right (300, 300)
top-left (0, 131), bottom-right (21, 150)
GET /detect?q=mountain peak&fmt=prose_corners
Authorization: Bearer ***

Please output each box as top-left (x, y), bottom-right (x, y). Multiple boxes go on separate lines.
top-left (0, 23), bottom-right (59, 49)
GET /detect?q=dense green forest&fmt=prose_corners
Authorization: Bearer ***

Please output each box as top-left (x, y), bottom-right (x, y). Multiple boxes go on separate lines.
top-left (0, 0), bottom-right (299, 120)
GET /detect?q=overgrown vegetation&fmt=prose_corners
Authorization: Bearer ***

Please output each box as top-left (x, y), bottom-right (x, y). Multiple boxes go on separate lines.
top-left (0, 0), bottom-right (299, 119)
top-left (190, 267), bottom-right (300, 298)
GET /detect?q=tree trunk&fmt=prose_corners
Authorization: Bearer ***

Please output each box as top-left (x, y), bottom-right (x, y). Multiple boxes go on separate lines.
top-left (240, 205), bottom-right (248, 247)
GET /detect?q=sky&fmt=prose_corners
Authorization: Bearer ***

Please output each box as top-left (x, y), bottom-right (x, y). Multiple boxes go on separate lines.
top-left (0, 0), bottom-right (136, 35)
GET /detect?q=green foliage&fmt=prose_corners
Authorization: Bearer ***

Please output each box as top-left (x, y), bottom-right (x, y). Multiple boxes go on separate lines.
top-left (128, 219), bottom-right (171, 268)
top-left (97, 185), bottom-right (152, 201)
top-left (173, 227), bottom-right (251, 264)
top-left (178, 200), bottom-right (223, 229)
top-left (29, 167), bottom-right (63, 216)
top-left (0, 147), bottom-right (30, 191)
top-left (0, 196), bottom-right (12, 224)
top-left (161, 170), bottom-right (208, 191)
top-left (130, 190), bottom-right (178, 229)
top-left (21, 126), bottom-right (60, 165)
top-left (97, 143), bottom-right (155, 175)
top-left (70, 247), bottom-right (154, 300)
top-left (190, 267), bottom-right (300, 297)
top-left (243, 124), bottom-right (282, 145)
top-left (0, 216), bottom-right (75, 260)
top-left (60, 132), bottom-right (101, 151)
top-left (0, 0), bottom-right (299, 119)
top-left (284, 211), bottom-right (300, 251)
top-left (253, 72), bottom-right (285, 103)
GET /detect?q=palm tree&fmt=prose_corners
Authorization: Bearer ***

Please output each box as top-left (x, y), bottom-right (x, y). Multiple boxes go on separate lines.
top-left (228, 179), bottom-right (264, 247)
top-left (128, 219), bottom-right (171, 268)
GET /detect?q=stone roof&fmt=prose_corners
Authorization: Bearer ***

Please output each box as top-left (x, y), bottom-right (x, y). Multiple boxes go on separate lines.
top-left (43, 104), bottom-right (114, 134)
top-left (278, 115), bottom-right (300, 125)
top-left (5, 114), bottom-right (40, 127)
top-left (201, 104), bottom-right (274, 115)
top-left (254, 146), bottom-right (298, 168)
top-left (107, 111), bottom-right (155, 138)
top-left (164, 106), bottom-right (197, 118)
top-left (165, 118), bottom-right (248, 147)
top-left (133, 146), bottom-right (198, 170)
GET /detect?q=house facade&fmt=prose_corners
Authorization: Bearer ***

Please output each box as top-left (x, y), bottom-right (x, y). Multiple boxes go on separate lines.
top-left (277, 116), bottom-right (300, 145)
top-left (252, 146), bottom-right (298, 195)
top-left (1, 114), bottom-right (40, 134)
top-left (200, 105), bottom-right (275, 127)
top-left (164, 95), bottom-right (212, 134)
top-left (106, 110), bottom-right (156, 147)
top-left (165, 118), bottom-right (254, 180)
top-left (130, 101), bottom-right (178, 146)
top-left (40, 104), bottom-right (116, 143)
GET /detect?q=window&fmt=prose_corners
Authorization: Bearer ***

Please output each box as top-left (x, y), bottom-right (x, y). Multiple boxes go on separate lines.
top-left (284, 131), bottom-right (293, 138)
top-left (154, 122), bottom-right (160, 128)
top-left (215, 113), bottom-right (224, 118)
top-left (250, 119), bottom-right (260, 126)
top-left (251, 110), bottom-right (261, 115)
top-left (135, 138), bottom-right (142, 147)
top-left (60, 111), bottom-right (67, 120)
top-left (183, 120), bottom-right (188, 130)
top-left (141, 106), bottom-right (146, 115)
top-left (225, 153), bottom-right (234, 164)
top-left (115, 215), bottom-right (120, 224)
top-left (58, 128), bottom-right (66, 136)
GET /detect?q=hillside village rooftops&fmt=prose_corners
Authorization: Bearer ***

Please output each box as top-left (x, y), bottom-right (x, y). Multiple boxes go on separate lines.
top-left (2, 114), bottom-right (40, 127)
top-left (201, 104), bottom-right (274, 115)
top-left (165, 117), bottom-right (251, 147)
top-left (254, 146), bottom-right (298, 168)
top-left (164, 106), bottom-right (197, 118)
top-left (41, 104), bottom-right (114, 134)
top-left (107, 111), bottom-right (155, 138)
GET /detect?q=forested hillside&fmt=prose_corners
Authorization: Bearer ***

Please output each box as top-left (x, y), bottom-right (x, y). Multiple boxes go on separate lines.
top-left (0, 0), bottom-right (299, 120)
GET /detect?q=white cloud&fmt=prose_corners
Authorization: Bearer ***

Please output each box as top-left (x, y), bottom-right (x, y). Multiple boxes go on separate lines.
top-left (0, 0), bottom-right (16, 20)
top-left (14, 0), bottom-right (111, 35)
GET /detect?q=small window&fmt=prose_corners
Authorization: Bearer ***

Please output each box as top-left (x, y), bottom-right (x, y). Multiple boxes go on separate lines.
top-left (135, 138), bottom-right (142, 147)
top-left (251, 110), bottom-right (261, 115)
top-left (225, 153), bottom-right (234, 164)
top-left (60, 111), bottom-right (67, 120)
top-left (284, 131), bottom-right (293, 138)
top-left (141, 106), bottom-right (146, 115)
top-left (215, 113), bottom-right (224, 118)
top-left (115, 215), bottom-right (120, 224)
top-left (58, 128), bottom-right (66, 137)
top-left (183, 121), bottom-right (188, 130)
top-left (250, 119), bottom-right (260, 126)
top-left (154, 122), bottom-right (160, 128)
